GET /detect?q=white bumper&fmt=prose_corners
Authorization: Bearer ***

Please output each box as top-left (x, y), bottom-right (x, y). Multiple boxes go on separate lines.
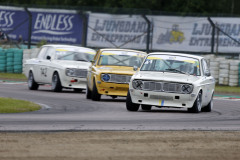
top-left (61, 75), bottom-right (87, 89)
top-left (130, 89), bottom-right (197, 108)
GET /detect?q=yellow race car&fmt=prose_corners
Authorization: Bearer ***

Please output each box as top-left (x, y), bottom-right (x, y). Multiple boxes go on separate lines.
top-left (86, 48), bottom-right (147, 101)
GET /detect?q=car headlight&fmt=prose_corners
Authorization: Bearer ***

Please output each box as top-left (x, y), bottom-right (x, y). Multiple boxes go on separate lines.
top-left (66, 68), bottom-right (76, 77)
top-left (101, 74), bottom-right (110, 82)
top-left (181, 84), bottom-right (193, 94)
top-left (132, 80), bottom-right (143, 90)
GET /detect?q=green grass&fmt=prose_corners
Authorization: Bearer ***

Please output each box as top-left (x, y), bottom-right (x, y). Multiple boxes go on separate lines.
top-left (0, 73), bottom-right (27, 80)
top-left (215, 85), bottom-right (240, 94)
top-left (0, 97), bottom-right (41, 113)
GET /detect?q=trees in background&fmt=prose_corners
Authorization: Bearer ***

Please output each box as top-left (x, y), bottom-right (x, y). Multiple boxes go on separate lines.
top-left (1, 0), bottom-right (240, 16)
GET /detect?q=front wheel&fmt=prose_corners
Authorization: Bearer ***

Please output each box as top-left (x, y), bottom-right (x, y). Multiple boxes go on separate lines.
top-left (28, 71), bottom-right (39, 90)
top-left (86, 85), bottom-right (92, 99)
top-left (202, 94), bottom-right (213, 112)
top-left (51, 72), bottom-right (62, 92)
top-left (126, 91), bottom-right (139, 111)
top-left (91, 80), bottom-right (101, 101)
top-left (188, 92), bottom-right (202, 113)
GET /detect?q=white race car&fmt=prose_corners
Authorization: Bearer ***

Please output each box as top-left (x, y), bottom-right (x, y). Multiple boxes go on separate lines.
top-left (126, 52), bottom-right (215, 113)
top-left (24, 44), bottom-right (96, 92)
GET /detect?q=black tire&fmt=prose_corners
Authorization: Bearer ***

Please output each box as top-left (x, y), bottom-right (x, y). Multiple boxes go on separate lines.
top-left (188, 92), bottom-right (202, 113)
top-left (28, 71), bottom-right (39, 90)
top-left (91, 80), bottom-right (101, 101)
top-left (74, 89), bottom-right (83, 93)
top-left (51, 72), bottom-right (62, 92)
top-left (141, 104), bottom-right (152, 111)
top-left (86, 85), bottom-right (92, 99)
top-left (126, 91), bottom-right (139, 111)
top-left (202, 94), bottom-right (213, 112)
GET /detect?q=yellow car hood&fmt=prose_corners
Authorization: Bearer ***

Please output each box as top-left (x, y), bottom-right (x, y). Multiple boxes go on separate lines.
top-left (97, 66), bottom-right (136, 75)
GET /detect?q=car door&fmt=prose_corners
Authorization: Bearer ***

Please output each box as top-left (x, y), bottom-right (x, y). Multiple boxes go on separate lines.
top-left (40, 47), bottom-right (56, 84)
top-left (201, 58), bottom-right (214, 106)
top-left (33, 46), bottom-right (49, 83)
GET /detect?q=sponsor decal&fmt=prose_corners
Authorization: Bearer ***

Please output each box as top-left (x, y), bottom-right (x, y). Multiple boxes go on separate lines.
top-left (157, 24), bottom-right (185, 44)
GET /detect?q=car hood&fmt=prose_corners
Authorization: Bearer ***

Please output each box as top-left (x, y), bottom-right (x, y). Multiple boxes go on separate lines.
top-left (133, 71), bottom-right (200, 84)
top-left (54, 60), bottom-right (91, 69)
top-left (97, 66), bottom-right (136, 75)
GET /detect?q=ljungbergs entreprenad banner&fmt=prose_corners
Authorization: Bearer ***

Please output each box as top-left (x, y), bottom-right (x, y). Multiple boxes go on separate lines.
top-left (151, 16), bottom-right (240, 53)
top-left (151, 16), bottom-right (212, 52)
top-left (87, 13), bottom-right (150, 50)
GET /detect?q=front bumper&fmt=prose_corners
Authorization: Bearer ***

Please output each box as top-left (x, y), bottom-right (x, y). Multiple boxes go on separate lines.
top-left (130, 89), bottom-right (197, 108)
top-left (96, 81), bottom-right (129, 97)
top-left (61, 76), bottom-right (87, 89)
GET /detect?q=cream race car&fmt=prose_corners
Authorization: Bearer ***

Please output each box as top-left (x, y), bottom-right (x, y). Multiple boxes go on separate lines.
top-left (24, 44), bottom-right (96, 92)
top-left (126, 52), bottom-right (215, 113)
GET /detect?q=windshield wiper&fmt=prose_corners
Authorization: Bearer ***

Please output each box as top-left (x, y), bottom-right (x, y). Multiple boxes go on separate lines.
top-left (165, 68), bottom-right (189, 75)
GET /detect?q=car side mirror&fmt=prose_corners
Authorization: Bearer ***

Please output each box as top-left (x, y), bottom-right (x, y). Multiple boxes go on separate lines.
top-left (133, 66), bottom-right (138, 71)
top-left (205, 71), bottom-right (211, 77)
top-left (46, 56), bottom-right (51, 60)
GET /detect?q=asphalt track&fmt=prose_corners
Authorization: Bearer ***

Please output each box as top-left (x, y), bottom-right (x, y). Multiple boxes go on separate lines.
top-left (0, 81), bottom-right (240, 131)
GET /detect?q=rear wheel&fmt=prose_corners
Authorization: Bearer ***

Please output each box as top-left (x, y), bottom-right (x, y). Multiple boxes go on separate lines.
top-left (91, 80), bottom-right (101, 101)
top-left (141, 104), bottom-right (152, 111)
top-left (51, 72), bottom-right (62, 92)
top-left (188, 92), bottom-right (202, 113)
top-left (28, 71), bottom-right (39, 90)
top-left (126, 91), bottom-right (139, 111)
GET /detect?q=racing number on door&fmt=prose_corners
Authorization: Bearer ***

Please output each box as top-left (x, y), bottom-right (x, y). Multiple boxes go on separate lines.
top-left (40, 67), bottom-right (48, 77)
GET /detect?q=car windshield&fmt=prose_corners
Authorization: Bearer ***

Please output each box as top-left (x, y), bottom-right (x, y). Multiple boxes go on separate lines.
top-left (98, 50), bottom-right (146, 67)
top-left (141, 54), bottom-right (200, 76)
top-left (56, 48), bottom-right (95, 62)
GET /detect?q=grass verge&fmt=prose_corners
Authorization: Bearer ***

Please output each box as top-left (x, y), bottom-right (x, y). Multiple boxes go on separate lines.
top-left (215, 85), bottom-right (240, 94)
top-left (0, 73), bottom-right (27, 81)
top-left (0, 97), bottom-right (41, 113)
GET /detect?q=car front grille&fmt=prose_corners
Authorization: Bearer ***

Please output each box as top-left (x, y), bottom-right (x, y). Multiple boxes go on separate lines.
top-left (143, 81), bottom-right (182, 93)
top-left (75, 69), bottom-right (88, 78)
top-left (109, 74), bottom-right (132, 84)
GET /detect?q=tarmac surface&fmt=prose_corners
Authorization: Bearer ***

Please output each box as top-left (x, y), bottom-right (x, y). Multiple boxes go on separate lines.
top-left (0, 82), bottom-right (239, 131)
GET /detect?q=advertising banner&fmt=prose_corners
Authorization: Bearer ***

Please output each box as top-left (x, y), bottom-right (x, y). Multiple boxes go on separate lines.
top-left (0, 6), bottom-right (29, 42)
top-left (211, 17), bottom-right (240, 53)
top-left (29, 8), bottom-right (83, 44)
top-left (87, 13), bottom-right (149, 50)
top-left (151, 16), bottom-right (212, 52)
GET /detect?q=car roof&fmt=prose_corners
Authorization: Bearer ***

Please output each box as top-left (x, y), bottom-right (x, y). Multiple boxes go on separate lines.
top-left (42, 44), bottom-right (96, 52)
top-left (148, 52), bottom-right (203, 60)
top-left (99, 48), bottom-right (147, 54)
